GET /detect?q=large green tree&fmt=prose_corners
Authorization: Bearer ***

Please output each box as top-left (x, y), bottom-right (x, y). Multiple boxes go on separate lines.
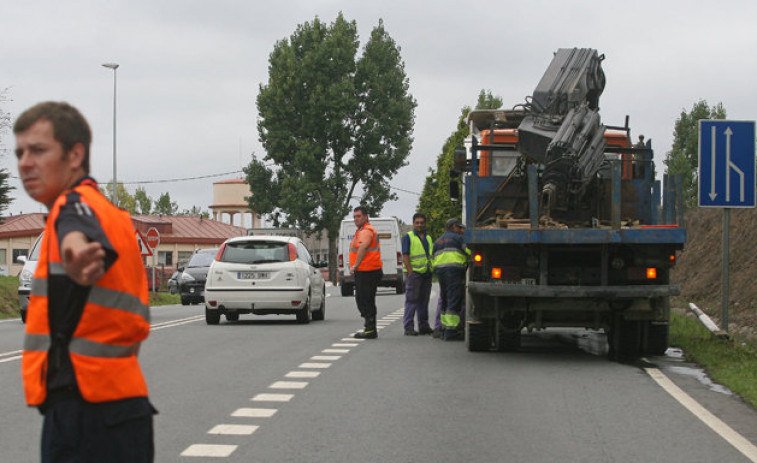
top-left (664, 100), bottom-right (727, 208)
top-left (418, 90), bottom-right (502, 238)
top-left (248, 13), bottom-right (416, 281)
top-left (134, 187), bottom-right (152, 215)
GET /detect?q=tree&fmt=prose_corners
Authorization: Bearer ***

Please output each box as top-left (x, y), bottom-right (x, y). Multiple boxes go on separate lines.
top-left (99, 182), bottom-right (136, 213)
top-left (249, 13), bottom-right (416, 282)
top-left (154, 192), bottom-right (178, 215)
top-left (664, 100), bottom-right (727, 208)
top-left (179, 206), bottom-right (209, 218)
top-left (134, 187), bottom-right (152, 215)
top-left (418, 90), bottom-right (502, 238)
top-left (0, 88), bottom-right (14, 216)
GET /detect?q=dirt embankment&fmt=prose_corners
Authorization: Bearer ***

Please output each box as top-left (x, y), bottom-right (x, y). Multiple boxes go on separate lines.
top-left (672, 207), bottom-right (757, 342)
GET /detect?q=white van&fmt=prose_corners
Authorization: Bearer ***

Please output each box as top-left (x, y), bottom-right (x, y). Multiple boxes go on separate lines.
top-left (337, 217), bottom-right (404, 296)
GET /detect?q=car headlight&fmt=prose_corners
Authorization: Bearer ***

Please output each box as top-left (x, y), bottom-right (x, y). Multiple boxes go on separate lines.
top-left (181, 272), bottom-right (195, 282)
top-left (20, 270), bottom-right (34, 286)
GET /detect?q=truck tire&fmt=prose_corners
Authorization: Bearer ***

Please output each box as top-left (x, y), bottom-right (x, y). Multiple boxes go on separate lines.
top-left (495, 316), bottom-right (521, 352)
top-left (205, 308), bottom-right (220, 325)
top-left (341, 283), bottom-right (354, 297)
top-left (643, 322), bottom-right (669, 356)
top-left (467, 321), bottom-right (492, 352)
top-left (608, 316), bottom-right (641, 361)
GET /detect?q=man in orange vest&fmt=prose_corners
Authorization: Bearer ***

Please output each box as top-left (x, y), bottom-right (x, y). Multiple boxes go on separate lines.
top-left (349, 206), bottom-right (383, 339)
top-left (15, 102), bottom-right (155, 462)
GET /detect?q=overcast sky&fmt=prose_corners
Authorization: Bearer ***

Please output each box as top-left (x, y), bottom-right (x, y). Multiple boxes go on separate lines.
top-left (2, 0), bottom-right (755, 226)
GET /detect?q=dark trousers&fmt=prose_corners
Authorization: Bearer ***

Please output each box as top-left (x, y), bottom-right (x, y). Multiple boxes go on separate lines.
top-left (41, 395), bottom-right (155, 463)
top-left (403, 272), bottom-right (432, 331)
top-left (437, 267), bottom-right (466, 330)
top-left (354, 269), bottom-right (382, 329)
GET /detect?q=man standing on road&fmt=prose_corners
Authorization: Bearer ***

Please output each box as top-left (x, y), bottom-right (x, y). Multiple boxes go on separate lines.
top-left (401, 213), bottom-right (434, 336)
top-left (15, 101), bottom-right (155, 462)
top-left (433, 218), bottom-right (469, 341)
top-left (349, 206), bottom-right (383, 339)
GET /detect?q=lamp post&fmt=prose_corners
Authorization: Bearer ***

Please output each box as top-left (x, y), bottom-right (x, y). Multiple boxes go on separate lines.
top-left (102, 62), bottom-right (119, 206)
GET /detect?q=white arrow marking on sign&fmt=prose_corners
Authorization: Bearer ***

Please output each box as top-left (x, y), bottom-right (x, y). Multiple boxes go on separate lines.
top-left (724, 127), bottom-right (745, 202)
top-left (709, 125), bottom-right (717, 200)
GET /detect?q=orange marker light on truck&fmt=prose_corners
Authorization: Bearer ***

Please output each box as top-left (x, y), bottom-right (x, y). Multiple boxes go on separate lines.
top-left (646, 267), bottom-right (657, 279)
top-left (473, 254), bottom-right (483, 263)
top-left (492, 267), bottom-right (502, 279)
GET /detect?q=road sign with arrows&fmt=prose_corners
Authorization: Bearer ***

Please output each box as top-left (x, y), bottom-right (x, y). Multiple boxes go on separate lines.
top-left (698, 120), bottom-right (755, 208)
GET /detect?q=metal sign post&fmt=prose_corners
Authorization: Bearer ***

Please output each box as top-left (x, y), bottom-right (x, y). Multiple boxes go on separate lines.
top-left (698, 120), bottom-right (756, 331)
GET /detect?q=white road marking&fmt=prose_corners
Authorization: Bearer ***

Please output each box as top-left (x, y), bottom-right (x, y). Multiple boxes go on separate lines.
top-left (0, 350), bottom-right (22, 364)
top-left (231, 408), bottom-right (278, 418)
top-left (181, 444), bottom-right (237, 457)
top-left (343, 337), bottom-right (364, 342)
top-left (332, 343), bottom-right (359, 347)
top-left (311, 355), bottom-right (341, 361)
top-left (299, 362), bottom-right (332, 369)
top-left (322, 348), bottom-right (349, 354)
top-left (252, 393), bottom-right (294, 402)
top-left (286, 371), bottom-right (321, 379)
top-left (208, 424), bottom-right (259, 435)
top-left (151, 315), bottom-right (205, 331)
top-left (645, 367), bottom-right (757, 462)
top-left (269, 381), bottom-right (308, 390)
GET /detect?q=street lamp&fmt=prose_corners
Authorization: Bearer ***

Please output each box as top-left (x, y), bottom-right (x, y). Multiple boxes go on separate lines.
top-left (102, 62), bottom-right (119, 206)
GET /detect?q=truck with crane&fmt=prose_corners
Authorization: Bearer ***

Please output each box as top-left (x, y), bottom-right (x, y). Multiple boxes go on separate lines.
top-left (454, 48), bottom-right (686, 359)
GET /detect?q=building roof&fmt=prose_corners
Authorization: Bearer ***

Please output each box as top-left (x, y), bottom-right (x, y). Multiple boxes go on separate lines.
top-left (0, 213), bottom-right (247, 245)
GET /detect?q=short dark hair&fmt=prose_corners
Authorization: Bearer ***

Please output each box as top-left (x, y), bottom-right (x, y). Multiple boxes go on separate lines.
top-left (353, 206), bottom-right (368, 216)
top-left (14, 101), bottom-right (91, 173)
top-left (412, 213), bottom-right (426, 222)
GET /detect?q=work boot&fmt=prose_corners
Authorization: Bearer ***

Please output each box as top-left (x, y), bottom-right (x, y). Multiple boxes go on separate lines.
top-left (404, 329), bottom-right (419, 336)
top-left (418, 327), bottom-right (434, 335)
top-left (431, 328), bottom-right (443, 339)
top-left (354, 329), bottom-right (377, 339)
top-left (442, 329), bottom-right (464, 341)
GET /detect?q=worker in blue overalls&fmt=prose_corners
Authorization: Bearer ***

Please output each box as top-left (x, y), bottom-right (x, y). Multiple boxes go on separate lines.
top-left (432, 218), bottom-right (469, 341)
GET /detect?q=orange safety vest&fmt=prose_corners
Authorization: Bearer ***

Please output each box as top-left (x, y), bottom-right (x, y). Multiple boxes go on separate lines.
top-left (22, 181), bottom-right (150, 406)
top-left (349, 223), bottom-right (382, 272)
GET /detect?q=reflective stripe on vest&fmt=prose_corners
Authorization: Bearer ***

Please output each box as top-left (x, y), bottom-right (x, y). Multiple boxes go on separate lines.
top-left (22, 180), bottom-right (150, 406)
top-left (405, 231), bottom-right (433, 274)
top-left (432, 246), bottom-right (468, 269)
top-left (349, 223), bottom-right (382, 271)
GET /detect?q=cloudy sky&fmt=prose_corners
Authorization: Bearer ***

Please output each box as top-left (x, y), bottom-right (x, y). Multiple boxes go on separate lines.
top-left (1, 0), bottom-right (754, 226)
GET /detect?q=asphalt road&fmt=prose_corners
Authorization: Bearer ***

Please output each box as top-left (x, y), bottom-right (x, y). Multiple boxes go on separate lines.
top-left (1, 285), bottom-right (757, 462)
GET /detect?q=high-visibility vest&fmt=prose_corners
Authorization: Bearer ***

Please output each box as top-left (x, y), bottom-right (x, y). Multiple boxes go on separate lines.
top-left (404, 231), bottom-right (433, 274)
top-left (349, 223), bottom-right (382, 272)
top-left (22, 180), bottom-right (150, 406)
top-left (432, 233), bottom-right (469, 270)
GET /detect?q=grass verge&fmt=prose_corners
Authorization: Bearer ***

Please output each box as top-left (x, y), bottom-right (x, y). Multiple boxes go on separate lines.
top-left (670, 310), bottom-right (757, 409)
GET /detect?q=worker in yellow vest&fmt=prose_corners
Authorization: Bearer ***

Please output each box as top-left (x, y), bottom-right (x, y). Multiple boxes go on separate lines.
top-left (401, 213), bottom-right (434, 336)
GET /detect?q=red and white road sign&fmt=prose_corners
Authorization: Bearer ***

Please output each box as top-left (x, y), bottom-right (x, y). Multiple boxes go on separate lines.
top-left (135, 230), bottom-right (152, 257)
top-left (146, 227), bottom-right (160, 250)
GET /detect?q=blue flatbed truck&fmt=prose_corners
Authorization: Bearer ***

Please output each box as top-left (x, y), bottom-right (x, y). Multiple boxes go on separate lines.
top-left (455, 49), bottom-right (686, 359)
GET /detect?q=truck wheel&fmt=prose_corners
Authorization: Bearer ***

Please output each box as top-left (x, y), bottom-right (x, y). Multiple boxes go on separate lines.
top-left (205, 308), bottom-right (220, 325)
top-left (608, 317), bottom-right (641, 361)
top-left (467, 321), bottom-right (492, 352)
top-left (181, 296), bottom-right (189, 306)
top-left (643, 322), bottom-right (669, 356)
top-left (341, 283), bottom-right (354, 297)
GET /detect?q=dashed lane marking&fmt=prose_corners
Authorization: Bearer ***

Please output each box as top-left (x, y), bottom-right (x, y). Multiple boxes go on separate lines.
top-left (645, 366), bottom-right (757, 462)
top-left (299, 362), bottom-right (332, 368)
top-left (322, 348), bottom-right (350, 354)
top-left (208, 424), bottom-right (259, 435)
top-left (181, 444), bottom-right (237, 458)
top-left (231, 408), bottom-right (278, 418)
top-left (332, 343), bottom-right (359, 347)
top-left (285, 371), bottom-right (321, 379)
top-left (311, 355), bottom-right (341, 361)
top-left (269, 381), bottom-right (308, 390)
top-left (251, 393), bottom-right (294, 402)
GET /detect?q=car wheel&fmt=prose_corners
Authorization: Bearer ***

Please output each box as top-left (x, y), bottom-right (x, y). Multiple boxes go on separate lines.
top-left (20, 309), bottom-right (27, 324)
top-left (312, 290), bottom-right (326, 321)
top-left (296, 294), bottom-right (312, 324)
top-left (205, 307), bottom-right (221, 325)
top-left (225, 312), bottom-right (239, 322)
top-left (181, 296), bottom-right (189, 306)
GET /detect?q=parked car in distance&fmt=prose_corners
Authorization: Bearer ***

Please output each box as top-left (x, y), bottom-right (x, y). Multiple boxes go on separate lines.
top-left (204, 235), bottom-right (327, 325)
top-left (167, 271), bottom-right (180, 294)
top-left (178, 248), bottom-right (219, 305)
top-left (17, 233), bottom-right (43, 323)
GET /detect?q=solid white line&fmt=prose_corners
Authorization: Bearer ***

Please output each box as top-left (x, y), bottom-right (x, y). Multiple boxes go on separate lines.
top-left (208, 424), bottom-right (259, 435)
top-left (0, 355), bottom-right (21, 364)
top-left (180, 444), bottom-right (237, 457)
top-left (311, 355), bottom-right (341, 361)
top-left (285, 371), bottom-right (321, 379)
top-left (645, 367), bottom-right (757, 462)
top-left (231, 408), bottom-right (278, 418)
top-left (151, 315), bottom-right (205, 331)
top-left (299, 362), bottom-right (331, 369)
top-left (322, 349), bottom-right (349, 354)
top-left (269, 381), bottom-right (308, 390)
top-left (252, 393), bottom-right (293, 402)
top-left (0, 350), bottom-right (22, 358)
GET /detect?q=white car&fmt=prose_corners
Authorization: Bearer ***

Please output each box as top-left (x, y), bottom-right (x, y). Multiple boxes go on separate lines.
top-left (204, 235), bottom-right (327, 325)
top-left (17, 233), bottom-right (43, 323)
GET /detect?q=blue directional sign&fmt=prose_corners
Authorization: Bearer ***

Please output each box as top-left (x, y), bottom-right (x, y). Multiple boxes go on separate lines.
top-left (698, 120), bottom-right (756, 208)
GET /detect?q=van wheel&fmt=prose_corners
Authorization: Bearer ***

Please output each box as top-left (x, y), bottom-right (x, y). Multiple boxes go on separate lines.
top-left (205, 308), bottom-right (220, 325)
top-left (396, 277), bottom-right (405, 294)
top-left (225, 312), bottom-right (239, 322)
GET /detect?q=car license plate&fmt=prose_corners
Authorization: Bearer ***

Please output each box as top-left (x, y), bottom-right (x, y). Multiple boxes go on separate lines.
top-left (238, 272), bottom-right (270, 280)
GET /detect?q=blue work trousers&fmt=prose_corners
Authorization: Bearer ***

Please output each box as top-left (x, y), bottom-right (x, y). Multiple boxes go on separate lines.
top-left (436, 267), bottom-right (466, 330)
top-left (403, 272), bottom-right (432, 331)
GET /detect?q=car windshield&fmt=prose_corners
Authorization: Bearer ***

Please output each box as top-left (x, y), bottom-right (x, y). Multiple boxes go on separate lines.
top-left (187, 252), bottom-right (216, 268)
top-left (29, 234), bottom-right (43, 260)
top-left (221, 241), bottom-right (291, 264)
